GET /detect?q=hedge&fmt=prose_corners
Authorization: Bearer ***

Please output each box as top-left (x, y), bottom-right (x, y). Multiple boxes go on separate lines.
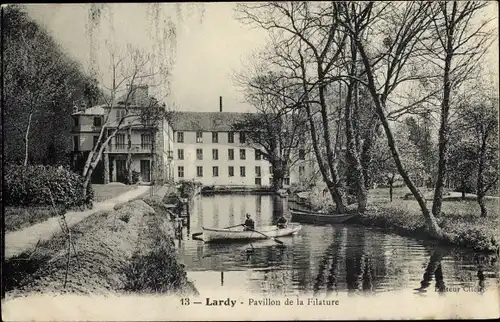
top-left (5, 165), bottom-right (93, 208)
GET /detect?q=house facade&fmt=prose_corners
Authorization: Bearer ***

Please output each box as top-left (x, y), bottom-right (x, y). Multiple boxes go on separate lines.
top-left (71, 86), bottom-right (175, 184)
top-left (169, 110), bottom-right (317, 187)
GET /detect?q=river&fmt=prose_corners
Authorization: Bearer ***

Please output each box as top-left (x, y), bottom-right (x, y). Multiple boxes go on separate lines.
top-left (177, 194), bottom-right (499, 297)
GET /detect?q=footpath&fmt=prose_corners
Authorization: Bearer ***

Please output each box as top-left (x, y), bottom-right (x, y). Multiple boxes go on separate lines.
top-left (5, 185), bottom-right (151, 260)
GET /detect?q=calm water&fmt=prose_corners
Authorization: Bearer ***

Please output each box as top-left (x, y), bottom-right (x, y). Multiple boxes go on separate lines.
top-left (177, 194), bottom-right (499, 296)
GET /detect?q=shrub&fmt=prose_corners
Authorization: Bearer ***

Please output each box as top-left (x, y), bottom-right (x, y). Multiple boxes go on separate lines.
top-left (124, 170), bottom-right (141, 185)
top-left (4, 165), bottom-right (93, 208)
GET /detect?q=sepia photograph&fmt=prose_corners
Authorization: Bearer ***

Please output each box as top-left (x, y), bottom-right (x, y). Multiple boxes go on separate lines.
top-left (1, 2), bottom-right (499, 320)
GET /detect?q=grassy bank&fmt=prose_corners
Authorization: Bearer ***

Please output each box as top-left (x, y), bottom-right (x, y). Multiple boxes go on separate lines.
top-left (4, 196), bottom-right (197, 297)
top-left (301, 186), bottom-right (500, 253)
top-left (5, 184), bottom-right (138, 233)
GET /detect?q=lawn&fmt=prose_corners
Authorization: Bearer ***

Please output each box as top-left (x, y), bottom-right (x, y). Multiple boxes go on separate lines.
top-left (4, 206), bottom-right (64, 232)
top-left (5, 184), bottom-right (137, 233)
top-left (92, 183), bottom-right (138, 202)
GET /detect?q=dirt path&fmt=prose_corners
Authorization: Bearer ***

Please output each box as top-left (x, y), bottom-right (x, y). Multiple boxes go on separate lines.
top-left (5, 185), bottom-right (150, 260)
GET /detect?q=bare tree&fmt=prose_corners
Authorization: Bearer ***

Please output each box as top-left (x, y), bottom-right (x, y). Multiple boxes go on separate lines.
top-left (81, 46), bottom-right (172, 197)
top-left (234, 71), bottom-right (309, 190)
top-left (422, 1), bottom-right (494, 219)
top-left (236, 2), bottom-right (349, 213)
top-left (337, 2), bottom-right (447, 236)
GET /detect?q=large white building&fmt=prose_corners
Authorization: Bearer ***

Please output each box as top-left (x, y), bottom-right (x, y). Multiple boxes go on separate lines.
top-left (72, 93), bottom-right (316, 187)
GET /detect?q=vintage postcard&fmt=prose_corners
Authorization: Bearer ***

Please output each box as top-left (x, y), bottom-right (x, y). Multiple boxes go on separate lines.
top-left (2, 2), bottom-right (499, 321)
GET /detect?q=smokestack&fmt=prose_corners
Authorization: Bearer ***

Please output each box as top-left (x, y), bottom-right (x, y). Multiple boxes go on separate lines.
top-left (219, 96), bottom-right (223, 112)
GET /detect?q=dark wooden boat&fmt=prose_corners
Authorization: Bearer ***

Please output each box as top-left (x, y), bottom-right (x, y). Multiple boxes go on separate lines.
top-left (290, 207), bottom-right (358, 224)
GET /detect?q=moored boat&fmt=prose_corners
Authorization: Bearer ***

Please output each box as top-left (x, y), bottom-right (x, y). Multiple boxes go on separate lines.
top-left (201, 223), bottom-right (302, 243)
top-left (290, 207), bottom-right (358, 224)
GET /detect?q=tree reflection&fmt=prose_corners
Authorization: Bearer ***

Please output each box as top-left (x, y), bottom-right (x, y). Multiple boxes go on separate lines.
top-left (313, 230), bottom-right (342, 296)
top-left (414, 248), bottom-right (446, 294)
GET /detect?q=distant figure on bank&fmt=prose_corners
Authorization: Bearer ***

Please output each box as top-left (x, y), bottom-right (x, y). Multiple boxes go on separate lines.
top-left (243, 213), bottom-right (255, 231)
top-left (276, 215), bottom-right (288, 229)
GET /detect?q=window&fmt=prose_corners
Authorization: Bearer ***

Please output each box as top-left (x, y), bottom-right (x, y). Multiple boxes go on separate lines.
top-left (228, 149), bottom-right (234, 160)
top-left (177, 149), bottom-right (184, 160)
top-left (240, 166), bottom-right (246, 177)
top-left (93, 117), bottom-right (102, 127)
top-left (197, 166), bottom-right (203, 177)
top-left (284, 178), bottom-right (290, 185)
top-left (177, 132), bottom-right (184, 143)
top-left (255, 149), bottom-right (262, 160)
top-left (141, 134), bottom-right (151, 149)
top-left (239, 132), bottom-right (246, 143)
top-left (196, 131), bottom-right (203, 143)
top-left (299, 149), bottom-right (306, 160)
top-left (73, 136), bottom-right (79, 151)
top-left (240, 149), bottom-right (246, 160)
top-left (299, 165), bottom-right (305, 177)
top-left (213, 166), bottom-right (219, 177)
top-left (255, 166), bottom-right (261, 177)
top-left (228, 166), bottom-right (234, 177)
top-left (73, 117), bottom-right (79, 127)
top-left (178, 166), bottom-right (184, 178)
top-left (116, 134), bottom-right (126, 149)
top-left (255, 178), bottom-right (262, 186)
top-left (116, 109), bottom-right (126, 120)
top-left (228, 132), bottom-right (235, 143)
top-left (212, 149), bottom-right (219, 160)
top-left (93, 136), bottom-right (99, 148)
top-left (196, 148), bottom-right (203, 160)
top-left (212, 132), bottom-right (218, 143)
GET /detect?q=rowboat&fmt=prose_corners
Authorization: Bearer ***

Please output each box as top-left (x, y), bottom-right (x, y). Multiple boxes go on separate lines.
top-left (290, 207), bottom-right (358, 224)
top-left (201, 223), bottom-right (302, 243)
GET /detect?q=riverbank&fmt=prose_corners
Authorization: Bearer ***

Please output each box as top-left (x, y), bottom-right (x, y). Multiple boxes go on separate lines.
top-left (296, 187), bottom-right (500, 253)
top-left (4, 186), bottom-right (197, 297)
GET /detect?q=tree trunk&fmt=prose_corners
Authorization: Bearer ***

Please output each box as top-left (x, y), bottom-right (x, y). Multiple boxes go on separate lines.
top-left (151, 128), bottom-right (156, 184)
top-left (356, 44), bottom-right (443, 238)
top-left (23, 111), bottom-right (33, 167)
top-left (389, 180), bottom-right (393, 202)
top-left (432, 51), bottom-right (453, 220)
top-left (461, 181), bottom-right (466, 200)
top-left (344, 65), bottom-right (367, 212)
top-left (301, 60), bottom-right (347, 213)
top-left (126, 126), bottom-right (132, 184)
top-left (476, 135), bottom-right (488, 217)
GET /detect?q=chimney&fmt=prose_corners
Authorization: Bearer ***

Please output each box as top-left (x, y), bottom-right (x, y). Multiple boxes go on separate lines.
top-left (219, 96), bottom-right (223, 112)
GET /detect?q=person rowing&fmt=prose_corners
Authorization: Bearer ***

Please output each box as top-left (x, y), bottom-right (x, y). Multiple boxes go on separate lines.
top-left (276, 215), bottom-right (288, 229)
top-left (243, 213), bottom-right (255, 231)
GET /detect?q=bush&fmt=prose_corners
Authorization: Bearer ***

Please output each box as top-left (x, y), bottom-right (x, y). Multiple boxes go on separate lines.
top-left (124, 170), bottom-right (141, 185)
top-left (5, 165), bottom-right (93, 208)
top-left (177, 180), bottom-right (202, 198)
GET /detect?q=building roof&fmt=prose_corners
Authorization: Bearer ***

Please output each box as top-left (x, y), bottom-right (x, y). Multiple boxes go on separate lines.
top-left (169, 111), bottom-right (254, 132)
top-left (72, 104), bottom-right (107, 116)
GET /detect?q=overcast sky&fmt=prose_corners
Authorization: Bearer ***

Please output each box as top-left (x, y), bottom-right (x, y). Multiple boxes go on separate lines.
top-left (25, 3), bottom-right (268, 113)
top-left (24, 3), bottom-right (499, 114)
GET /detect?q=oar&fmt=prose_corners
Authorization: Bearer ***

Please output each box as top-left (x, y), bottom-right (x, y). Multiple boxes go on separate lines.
top-left (247, 227), bottom-right (284, 245)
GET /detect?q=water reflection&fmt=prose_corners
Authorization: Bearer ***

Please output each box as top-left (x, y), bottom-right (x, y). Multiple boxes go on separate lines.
top-left (181, 194), bottom-right (499, 296)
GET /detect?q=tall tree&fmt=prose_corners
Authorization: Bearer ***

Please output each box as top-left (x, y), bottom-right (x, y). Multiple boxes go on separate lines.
top-left (425, 1), bottom-right (493, 220)
top-left (233, 72), bottom-right (309, 190)
top-left (3, 5), bottom-right (98, 166)
top-left (338, 2), bottom-right (445, 237)
top-left (236, 2), bottom-right (349, 213)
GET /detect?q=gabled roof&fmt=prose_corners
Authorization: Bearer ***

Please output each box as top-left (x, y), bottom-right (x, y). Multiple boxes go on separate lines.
top-left (72, 104), bottom-right (107, 116)
top-left (169, 111), bottom-right (254, 132)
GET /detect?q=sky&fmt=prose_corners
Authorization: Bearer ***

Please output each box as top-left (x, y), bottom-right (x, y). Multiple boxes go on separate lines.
top-left (23, 2), bottom-right (499, 115)
top-left (25, 3), bottom-right (269, 113)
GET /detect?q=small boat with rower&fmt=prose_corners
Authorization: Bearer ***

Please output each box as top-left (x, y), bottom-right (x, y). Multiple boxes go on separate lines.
top-left (200, 223), bottom-right (302, 243)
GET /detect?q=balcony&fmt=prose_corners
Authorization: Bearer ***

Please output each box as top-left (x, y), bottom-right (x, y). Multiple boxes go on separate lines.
top-left (106, 144), bottom-right (152, 153)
